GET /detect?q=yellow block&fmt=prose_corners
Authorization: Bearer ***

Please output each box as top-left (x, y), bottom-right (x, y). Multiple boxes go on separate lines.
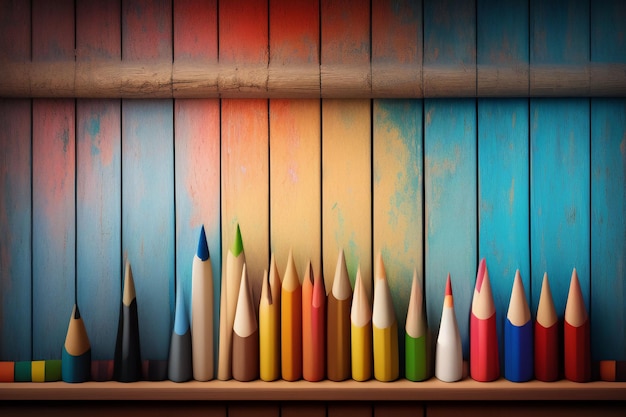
top-left (373, 323), bottom-right (399, 382)
top-left (351, 323), bottom-right (372, 381)
top-left (31, 360), bottom-right (46, 383)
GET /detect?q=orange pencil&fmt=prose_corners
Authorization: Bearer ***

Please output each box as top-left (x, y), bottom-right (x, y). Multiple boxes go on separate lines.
top-left (303, 261), bottom-right (325, 381)
top-left (281, 250), bottom-right (302, 381)
top-left (327, 249), bottom-right (352, 381)
top-left (564, 268), bottom-right (590, 382)
top-left (534, 272), bottom-right (559, 382)
top-left (470, 258), bottom-right (499, 382)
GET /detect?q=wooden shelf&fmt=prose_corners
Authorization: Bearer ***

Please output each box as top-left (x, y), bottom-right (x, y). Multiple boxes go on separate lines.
top-left (1, 378), bottom-right (625, 402)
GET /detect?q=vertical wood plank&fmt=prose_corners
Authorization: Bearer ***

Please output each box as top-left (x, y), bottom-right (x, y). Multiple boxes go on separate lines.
top-left (423, 0), bottom-right (476, 97)
top-left (328, 402), bottom-right (372, 417)
top-left (173, 0), bottom-right (221, 355)
top-left (590, 0), bottom-right (626, 362)
top-left (373, 99), bottom-right (423, 375)
top-left (371, 0), bottom-right (423, 97)
top-left (374, 402), bottom-right (424, 417)
top-left (425, 98), bottom-right (477, 359)
top-left (269, 0), bottom-right (320, 278)
top-left (220, 0), bottom-right (269, 305)
top-left (281, 403), bottom-right (326, 417)
top-left (478, 98), bottom-right (530, 370)
top-left (122, 0), bottom-right (174, 362)
top-left (0, 0), bottom-right (31, 361)
top-left (321, 0), bottom-right (370, 97)
top-left (477, 0), bottom-right (529, 96)
top-left (229, 403), bottom-right (279, 417)
top-left (530, 99), bottom-right (590, 318)
top-left (321, 0), bottom-right (371, 296)
top-left (530, 0), bottom-right (590, 95)
top-left (32, 0), bottom-right (75, 361)
top-left (76, 0), bottom-right (122, 363)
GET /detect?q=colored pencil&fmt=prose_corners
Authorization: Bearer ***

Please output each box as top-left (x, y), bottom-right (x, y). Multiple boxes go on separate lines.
top-left (504, 270), bottom-right (533, 382)
top-left (217, 223), bottom-right (246, 380)
top-left (470, 258), bottom-right (499, 382)
top-left (351, 266), bottom-right (372, 382)
top-left (281, 250), bottom-right (302, 381)
top-left (191, 225), bottom-right (214, 381)
top-left (599, 360), bottom-right (626, 382)
top-left (534, 272), bottom-right (559, 382)
top-left (327, 249), bottom-right (352, 381)
top-left (114, 261), bottom-right (142, 382)
top-left (406, 269), bottom-right (428, 382)
top-left (259, 255), bottom-right (281, 381)
top-left (372, 252), bottom-right (399, 382)
top-left (302, 261), bottom-right (326, 382)
top-left (91, 360), bottom-right (114, 382)
top-left (232, 264), bottom-right (259, 382)
top-left (62, 304), bottom-right (91, 383)
top-left (435, 274), bottom-right (463, 382)
top-left (564, 268), bottom-right (591, 382)
top-left (168, 282), bottom-right (192, 382)
top-left (141, 360), bottom-right (168, 381)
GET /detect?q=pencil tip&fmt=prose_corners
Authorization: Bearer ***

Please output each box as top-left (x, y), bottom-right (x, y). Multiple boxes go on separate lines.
top-left (73, 304), bottom-right (81, 320)
top-left (197, 225), bottom-right (209, 261)
top-left (445, 274), bottom-right (452, 296)
top-left (231, 224), bottom-right (244, 256)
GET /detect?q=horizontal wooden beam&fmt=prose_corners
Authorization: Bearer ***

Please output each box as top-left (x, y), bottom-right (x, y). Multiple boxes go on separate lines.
top-left (1, 60), bottom-right (625, 98)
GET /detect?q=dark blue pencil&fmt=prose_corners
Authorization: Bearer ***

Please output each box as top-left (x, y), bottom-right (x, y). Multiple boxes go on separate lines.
top-left (504, 270), bottom-right (533, 382)
top-left (62, 304), bottom-right (92, 382)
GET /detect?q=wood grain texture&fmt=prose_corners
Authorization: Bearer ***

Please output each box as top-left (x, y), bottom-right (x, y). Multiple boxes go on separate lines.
top-left (229, 403), bottom-right (279, 417)
top-left (0, 0), bottom-right (31, 362)
top-left (423, 0), bottom-right (476, 97)
top-left (477, 0), bottom-right (529, 96)
top-left (428, 403), bottom-right (626, 417)
top-left (371, 0), bottom-right (423, 97)
top-left (425, 99), bottom-right (477, 358)
top-left (76, 0), bottom-right (122, 363)
top-left (321, 0), bottom-right (371, 97)
top-left (374, 402), bottom-right (424, 417)
top-left (121, 0), bottom-right (174, 362)
top-left (173, 0), bottom-right (221, 355)
top-left (281, 403), bottom-right (326, 417)
top-left (530, 99), bottom-right (590, 317)
top-left (478, 98), bottom-right (530, 370)
top-left (591, 98), bottom-right (626, 360)
top-left (322, 99), bottom-right (371, 297)
top-left (328, 402), bottom-right (372, 417)
top-left (32, 0), bottom-right (75, 361)
top-left (530, 0), bottom-right (590, 96)
top-left (590, 0), bottom-right (626, 95)
top-left (373, 99), bottom-right (423, 375)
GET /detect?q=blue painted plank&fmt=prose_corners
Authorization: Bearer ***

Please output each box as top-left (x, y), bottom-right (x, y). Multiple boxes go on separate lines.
top-left (590, 0), bottom-right (626, 65)
top-left (478, 98), bottom-right (530, 370)
top-left (373, 99), bottom-right (423, 376)
top-left (425, 98), bottom-right (477, 359)
top-left (31, 0), bottom-right (75, 361)
top-left (591, 98), bottom-right (626, 361)
top-left (530, 99), bottom-right (590, 318)
top-left (122, 0), bottom-right (174, 362)
top-left (76, 0), bottom-right (122, 362)
top-left (0, 0), bottom-right (31, 362)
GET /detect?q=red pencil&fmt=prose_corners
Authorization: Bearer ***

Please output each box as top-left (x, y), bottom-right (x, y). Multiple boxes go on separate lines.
top-left (534, 272), bottom-right (559, 382)
top-left (470, 258), bottom-right (499, 382)
top-left (302, 261), bottom-right (325, 381)
top-left (564, 268), bottom-right (590, 382)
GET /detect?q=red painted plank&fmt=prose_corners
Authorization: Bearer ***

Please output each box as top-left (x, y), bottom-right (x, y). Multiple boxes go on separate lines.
top-left (32, 0), bottom-right (75, 361)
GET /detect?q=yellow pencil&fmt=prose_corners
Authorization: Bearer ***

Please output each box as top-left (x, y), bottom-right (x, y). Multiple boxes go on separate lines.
top-left (259, 254), bottom-right (281, 381)
top-left (351, 266), bottom-right (372, 381)
top-left (372, 252), bottom-right (399, 382)
top-left (281, 250), bottom-right (302, 381)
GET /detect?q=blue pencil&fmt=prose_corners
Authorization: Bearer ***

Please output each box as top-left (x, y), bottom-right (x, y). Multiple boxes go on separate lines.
top-left (62, 304), bottom-right (91, 383)
top-left (504, 270), bottom-right (533, 382)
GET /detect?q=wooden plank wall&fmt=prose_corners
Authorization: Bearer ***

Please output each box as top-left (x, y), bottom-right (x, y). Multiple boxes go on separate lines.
top-left (1, 0), bottom-right (625, 402)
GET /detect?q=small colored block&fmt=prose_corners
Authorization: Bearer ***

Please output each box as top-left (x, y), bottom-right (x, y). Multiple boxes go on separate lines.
top-left (14, 361), bottom-right (31, 382)
top-left (0, 362), bottom-right (14, 382)
top-left (599, 360), bottom-right (626, 382)
top-left (142, 360), bottom-right (168, 381)
top-left (31, 361), bottom-right (46, 382)
top-left (45, 359), bottom-right (62, 381)
top-left (91, 360), bottom-right (114, 381)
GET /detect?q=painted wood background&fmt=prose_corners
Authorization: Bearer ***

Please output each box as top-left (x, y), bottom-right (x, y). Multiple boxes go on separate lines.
top-left (1, 0), bottom-right (625, 386)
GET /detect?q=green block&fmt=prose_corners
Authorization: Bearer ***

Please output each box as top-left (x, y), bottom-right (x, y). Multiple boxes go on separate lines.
top-left (14, 361), bottom-right (31, 382)
top-left (46, 359), bottom-right (62, 381)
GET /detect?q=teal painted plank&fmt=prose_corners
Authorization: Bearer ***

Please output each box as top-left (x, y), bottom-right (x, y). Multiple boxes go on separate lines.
top-left (0, 0), bottom-right (31, 361)
top-left (478, 98), bottom-right (530, 370)
top-left (373, 99), bottom-right (423, 376)
top-left (591, 98), bottom-right (626, 361)
top-left (76, 0), bottom-right (122, 362)
top-left (530, 99), bottom-right (590, 318)
top-left (591, 0), bottom-right (626, 64)
top-left (423, 0), bottom-right (476, 96)
top-left (32, 0), bottom-right (75, 361)
top-left (425, 98), bottom-right (477, 358)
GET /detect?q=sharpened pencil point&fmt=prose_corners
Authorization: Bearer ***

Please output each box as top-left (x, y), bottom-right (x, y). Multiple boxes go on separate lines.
top-left (231, 223), bottom-right (243, 256)
top-left (197, 225), bottom-right (209, 261)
